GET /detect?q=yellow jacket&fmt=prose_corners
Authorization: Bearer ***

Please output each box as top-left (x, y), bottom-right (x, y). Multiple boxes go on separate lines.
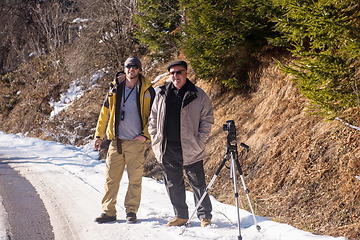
top-left (94, 71), bottom-right (155, 142)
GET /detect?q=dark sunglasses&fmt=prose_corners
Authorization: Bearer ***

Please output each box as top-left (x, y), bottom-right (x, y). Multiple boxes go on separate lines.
top-left (169, 70), bottom-right (185, 75)
top-left (125, 64), bottom-right (139, 70)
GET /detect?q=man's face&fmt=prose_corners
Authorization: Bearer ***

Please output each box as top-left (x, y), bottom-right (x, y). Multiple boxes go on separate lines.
top-left (169, 65), bottom-right (187, 89)
top-left (125, 64), bottom-right (140, 80)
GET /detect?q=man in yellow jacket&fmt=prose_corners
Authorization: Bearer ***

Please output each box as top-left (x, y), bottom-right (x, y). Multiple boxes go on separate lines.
top-left (94, 56), bottom-right (155, 224)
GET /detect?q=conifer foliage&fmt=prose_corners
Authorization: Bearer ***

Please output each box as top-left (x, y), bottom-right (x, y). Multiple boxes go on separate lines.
top-left (134, 0), bottom-right (184, 58)
top-left (182, 0), bottom-right (277, 88)
top-left (135, 0), bottom-right (277, 87)
top-left (135, 0), bottom-right (360, 118)
top-left (273, 0), bottom-right (360, 117)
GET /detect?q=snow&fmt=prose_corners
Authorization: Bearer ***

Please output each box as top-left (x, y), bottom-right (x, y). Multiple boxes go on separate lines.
top-left (0, 131), bottom-right (348, 240)
top-left (49, 79), bottom-right (85, 118)
top-left (49, 69), bottom-right (107, 119)
top-left (151, 73), bottom-right (170, 84)
top-left (335, 117), bottom-right (360, 131)
top-left (71, 18), bottom-right (89, 24)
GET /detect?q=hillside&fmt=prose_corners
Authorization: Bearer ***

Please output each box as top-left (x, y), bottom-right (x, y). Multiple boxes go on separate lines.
top-left (201, 65), bottom-right (360, 239)
top-left (0, 52), bottom-right (359, 239)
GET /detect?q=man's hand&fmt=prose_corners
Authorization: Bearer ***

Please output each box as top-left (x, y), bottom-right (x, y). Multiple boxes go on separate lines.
top-left (133, 135), bottom-right (146, 142)
top-left (94, 139), bottom-right (102, 150)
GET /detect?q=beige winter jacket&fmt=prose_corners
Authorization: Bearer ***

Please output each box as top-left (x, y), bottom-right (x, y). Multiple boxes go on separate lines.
top-left (148, 80), bottom-right (214, 166)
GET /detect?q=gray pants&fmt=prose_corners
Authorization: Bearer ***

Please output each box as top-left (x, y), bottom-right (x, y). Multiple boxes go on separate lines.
top-left (162, 142), bottom-right (212, 220)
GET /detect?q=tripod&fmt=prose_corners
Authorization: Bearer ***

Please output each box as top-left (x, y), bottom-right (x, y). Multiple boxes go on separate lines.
top-left (180, 122), bottom-right (260, 239)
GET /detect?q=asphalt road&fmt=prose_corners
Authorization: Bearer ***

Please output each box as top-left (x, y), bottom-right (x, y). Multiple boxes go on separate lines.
top-left (0, 158), bottom-right (54, 240)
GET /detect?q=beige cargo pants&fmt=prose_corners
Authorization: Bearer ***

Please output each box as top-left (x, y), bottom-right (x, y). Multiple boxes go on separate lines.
top-left (101, 138), bottom-right (145, 217)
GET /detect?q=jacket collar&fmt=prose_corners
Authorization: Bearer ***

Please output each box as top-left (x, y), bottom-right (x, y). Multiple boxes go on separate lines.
top-left (160, 79), bottom-right (197, 94)
top-left (160, 79), bottom-right (198, 107)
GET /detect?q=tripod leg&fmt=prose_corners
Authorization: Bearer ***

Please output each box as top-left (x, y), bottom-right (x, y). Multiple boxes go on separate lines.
top-left (230, 152), bottom-right (242, 240)
top-left (234, 154), bottom-right (261, 232)
top-left (180, 154), bottom-right (228, 235)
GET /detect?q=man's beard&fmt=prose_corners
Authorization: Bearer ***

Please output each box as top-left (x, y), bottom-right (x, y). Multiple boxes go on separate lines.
top-left (128, 72), bottom-right (139, 80)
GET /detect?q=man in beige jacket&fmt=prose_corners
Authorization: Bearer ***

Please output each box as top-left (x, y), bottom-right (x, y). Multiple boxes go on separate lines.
top-left (148, 60), bottom-right (214, 227)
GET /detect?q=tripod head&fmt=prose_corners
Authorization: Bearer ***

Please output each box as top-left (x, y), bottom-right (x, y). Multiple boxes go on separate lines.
top-left (223, 120), bottom-right (249, 150)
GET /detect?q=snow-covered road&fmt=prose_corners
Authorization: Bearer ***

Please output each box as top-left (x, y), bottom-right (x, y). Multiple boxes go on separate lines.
top-left (0, 131), bottom-right (348, 240)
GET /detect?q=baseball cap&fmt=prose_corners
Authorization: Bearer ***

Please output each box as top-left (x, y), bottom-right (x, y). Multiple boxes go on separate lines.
top-left (124, 56), bottom-right (141, 69)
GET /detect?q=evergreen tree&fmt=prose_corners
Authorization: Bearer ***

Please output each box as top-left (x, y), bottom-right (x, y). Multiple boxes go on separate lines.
top-left (134, 0), bottom-right (184, 59)
top-left (135, 0), bottom-right (278, 88)
top-left (182, 0), bottom-right (278, 88)
top-left (272, 0), bottom-right (360, 117)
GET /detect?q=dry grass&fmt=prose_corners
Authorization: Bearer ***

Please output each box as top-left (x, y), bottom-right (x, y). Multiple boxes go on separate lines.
top-left (201, 64), bottom-right (360, 239)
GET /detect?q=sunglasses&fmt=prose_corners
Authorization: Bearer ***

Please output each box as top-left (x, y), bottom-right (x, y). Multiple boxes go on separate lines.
top-left (125, 64), bottom-right (139, 70)
top-left (169, 70), bottom-right (185, 75)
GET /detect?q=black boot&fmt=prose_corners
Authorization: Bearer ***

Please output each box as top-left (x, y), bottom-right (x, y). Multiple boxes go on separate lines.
top-left (126, 212), bottom-right (137, 223)
top-left (95, 213), bottom-right (116, 223)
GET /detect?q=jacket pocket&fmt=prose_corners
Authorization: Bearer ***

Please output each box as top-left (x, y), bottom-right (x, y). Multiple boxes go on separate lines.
top-left (195, 135), bottom-right (205, 152)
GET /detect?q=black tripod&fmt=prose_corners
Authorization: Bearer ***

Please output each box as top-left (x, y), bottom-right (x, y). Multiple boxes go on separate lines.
top-left (180, 120), bottom-right (260, 239)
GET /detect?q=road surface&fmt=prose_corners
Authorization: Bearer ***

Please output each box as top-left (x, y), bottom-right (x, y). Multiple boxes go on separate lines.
top-left (0, 158), bottom-right (54, 240)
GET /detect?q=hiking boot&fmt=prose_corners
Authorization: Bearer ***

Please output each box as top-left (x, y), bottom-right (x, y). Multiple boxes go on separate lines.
top-left (95, 213), bottom-right (116, 223)
top-left (201, 218), bottom-right (211, 227)
top-left (166, 217), bottom-right (188, 227)
top-left (126, 212), bottom-right (137, 224)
